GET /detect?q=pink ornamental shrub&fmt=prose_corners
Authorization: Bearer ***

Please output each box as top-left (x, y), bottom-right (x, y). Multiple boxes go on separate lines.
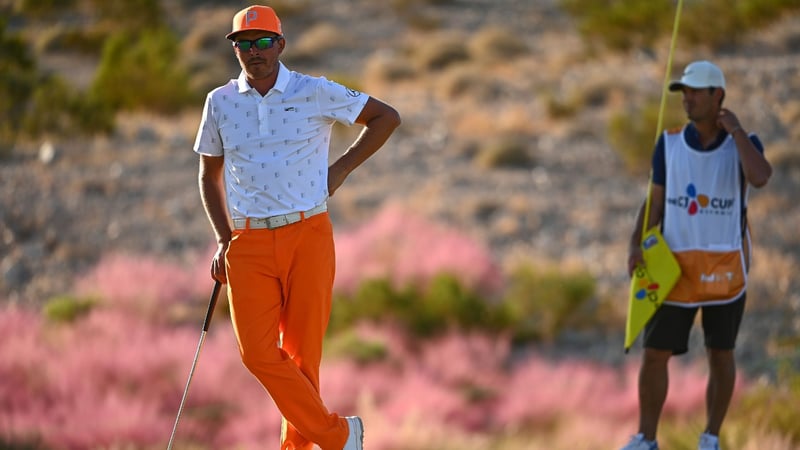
top-left (0, 246), bottom-right (752, 450)
top-left (73, 250), bottom-right (215, 321)
top-left (334, 203), bottom-right (504, 295)
top-left (0, 284), bottom-right (280, 449)
top-left (0, 298), bottom-right (746, 450)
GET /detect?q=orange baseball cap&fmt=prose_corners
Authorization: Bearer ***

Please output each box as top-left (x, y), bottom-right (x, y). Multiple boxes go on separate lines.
top-left (226, 5), bottom-right (282, 40)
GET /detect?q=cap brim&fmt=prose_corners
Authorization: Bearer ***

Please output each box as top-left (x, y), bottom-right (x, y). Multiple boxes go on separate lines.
top-left (668, 81), bottom-right (685, 92)
top-left (669, 80), bottom-right (725, 91)
top-left (226, 29), bottom-right (282, 40)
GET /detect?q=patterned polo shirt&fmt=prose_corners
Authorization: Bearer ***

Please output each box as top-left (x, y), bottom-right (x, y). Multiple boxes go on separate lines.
top-left (193, 63), bottom-right (368, 218)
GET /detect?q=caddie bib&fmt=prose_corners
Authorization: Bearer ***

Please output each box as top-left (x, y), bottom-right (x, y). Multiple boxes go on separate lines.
top-left (662, 128), bottom-right (748, 306)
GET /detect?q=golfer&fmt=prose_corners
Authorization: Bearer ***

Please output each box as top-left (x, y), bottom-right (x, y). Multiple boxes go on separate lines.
top-left (193, 5), bottom-right (400, 450)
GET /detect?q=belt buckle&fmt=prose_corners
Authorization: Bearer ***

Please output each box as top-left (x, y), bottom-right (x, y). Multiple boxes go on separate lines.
top-left (238, 204), bottom-right (324, 230)
top-left (268, 215), bottom-right (290, 229)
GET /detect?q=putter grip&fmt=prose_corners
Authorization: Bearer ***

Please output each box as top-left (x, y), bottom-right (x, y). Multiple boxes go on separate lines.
top-left (202, 281), bottom-right (222, 332)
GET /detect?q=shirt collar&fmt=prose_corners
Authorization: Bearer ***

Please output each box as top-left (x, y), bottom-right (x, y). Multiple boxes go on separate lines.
top-left (235, 62), bottom-right (290, 95)
top-left (684, 122), bottom-right (728, 151)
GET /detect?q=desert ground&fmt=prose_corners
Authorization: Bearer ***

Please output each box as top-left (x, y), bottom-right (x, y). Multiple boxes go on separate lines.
top-left (2, 0), bottom-right (799, 375)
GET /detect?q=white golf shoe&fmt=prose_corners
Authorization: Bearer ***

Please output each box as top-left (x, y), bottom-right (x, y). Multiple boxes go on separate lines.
top-left (342, 416), bottom-right (363, 450)
top-left (620, 433), bottom-right (659, 450)
top-left (698, 432), bottom-right (720, 450)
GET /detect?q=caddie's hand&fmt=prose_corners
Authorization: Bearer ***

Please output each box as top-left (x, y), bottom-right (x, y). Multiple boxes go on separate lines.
top-left (627, 245), bottom-right (644, 278)
top-left (211, 242), bottom-right (228, 284)
top-left (717, 108), bottom-right (742, 134)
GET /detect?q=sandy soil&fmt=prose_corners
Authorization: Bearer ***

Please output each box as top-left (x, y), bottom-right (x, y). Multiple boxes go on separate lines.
top-left (2, 0), bottom-right (799, 376)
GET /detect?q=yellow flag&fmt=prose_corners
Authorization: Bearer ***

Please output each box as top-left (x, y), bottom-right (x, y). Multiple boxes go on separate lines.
top-left (625, 227), bottom-right (681, 352)
top-left (626, 0), bottom-right (684, 352)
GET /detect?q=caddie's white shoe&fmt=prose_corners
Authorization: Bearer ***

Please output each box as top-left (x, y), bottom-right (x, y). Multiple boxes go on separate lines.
top-left (343, 416), bottom-right (363, 450)
top-left (620, 433), bottom-right (659, 450)
top-left (698, 432), bottom-right (720, 450)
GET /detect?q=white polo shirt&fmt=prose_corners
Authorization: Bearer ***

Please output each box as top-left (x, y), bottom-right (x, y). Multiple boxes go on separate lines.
top-left (193, 63), bottom-right (368, 218)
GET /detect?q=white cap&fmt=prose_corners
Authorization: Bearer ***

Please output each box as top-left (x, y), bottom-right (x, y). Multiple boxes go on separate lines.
top-left (669, 60), bottom-right (726, 91)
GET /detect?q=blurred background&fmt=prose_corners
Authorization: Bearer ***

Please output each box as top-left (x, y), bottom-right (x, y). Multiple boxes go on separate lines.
top-left (1, 0), bottom-right (799, 449)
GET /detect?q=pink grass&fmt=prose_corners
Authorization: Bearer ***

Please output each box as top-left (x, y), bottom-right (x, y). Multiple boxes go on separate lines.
top-left (334, 203), bottom-right (504, 295)
top-left (73, 250), bottom-right (214, 319)
top-left (0, 296), bottom-right (747, 450)
top-left (0, 243), bottom-right (752, 450)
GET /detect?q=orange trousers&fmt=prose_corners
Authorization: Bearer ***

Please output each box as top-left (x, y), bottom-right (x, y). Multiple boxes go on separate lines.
top-left (225, 213), bottom-right (348, 450)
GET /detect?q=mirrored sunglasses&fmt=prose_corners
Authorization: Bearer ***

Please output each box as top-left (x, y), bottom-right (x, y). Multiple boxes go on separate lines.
top-left (233, 36), bottom-right (281, 51)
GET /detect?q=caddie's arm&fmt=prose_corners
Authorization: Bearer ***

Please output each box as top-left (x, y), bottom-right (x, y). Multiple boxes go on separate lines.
top-left (199, 154), bottom-right (231, 283)
top-left (627, 184), bottom-right (665, 276)
top-left (717, 108), bottom-right (772, 187)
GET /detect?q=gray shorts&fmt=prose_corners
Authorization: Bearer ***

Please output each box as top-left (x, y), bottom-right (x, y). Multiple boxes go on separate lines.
top-left (643, 293), bottom-right (746, 355)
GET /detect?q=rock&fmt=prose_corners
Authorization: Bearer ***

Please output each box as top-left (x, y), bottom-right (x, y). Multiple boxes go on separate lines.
top-left (1, 257), bottom-right (31, 289)
top-left (38, 141), bottom-right (56, 165)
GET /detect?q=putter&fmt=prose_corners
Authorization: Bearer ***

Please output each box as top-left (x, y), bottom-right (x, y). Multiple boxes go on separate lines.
top-left (167, 280), bottom-right (222, 450)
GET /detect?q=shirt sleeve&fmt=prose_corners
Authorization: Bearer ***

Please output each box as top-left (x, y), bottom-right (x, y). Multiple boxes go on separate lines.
top-left (652, 131), bottom-right (765, 185)
top-left (749, 134), bottom-right (765, 154)
top-left (193, 92), bottom-right (224, 157)
top-left (315, 77), bottom-right (369, 126)
top-left (651, 133), bottom-right (666, 186)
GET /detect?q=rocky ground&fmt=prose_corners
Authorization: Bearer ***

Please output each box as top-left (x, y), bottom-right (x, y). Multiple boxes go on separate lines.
top-left (2, 0), bottom-right (799, 377)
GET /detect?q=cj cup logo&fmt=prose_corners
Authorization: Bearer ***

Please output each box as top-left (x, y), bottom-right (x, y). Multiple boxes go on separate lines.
top-left (633, 266), bottom-right (659, 304)
top-left (667, 183), bottom-right (735, 216)
top-left (683, 183), bottom-right (708, 216)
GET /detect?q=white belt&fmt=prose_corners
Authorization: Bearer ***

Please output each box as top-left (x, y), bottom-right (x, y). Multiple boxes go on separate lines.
top-left (233, 203), bottom-right (327, 230)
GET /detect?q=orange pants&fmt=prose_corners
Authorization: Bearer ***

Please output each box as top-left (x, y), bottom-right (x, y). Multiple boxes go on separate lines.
top-left (225, 213), bottom-right (348, 450)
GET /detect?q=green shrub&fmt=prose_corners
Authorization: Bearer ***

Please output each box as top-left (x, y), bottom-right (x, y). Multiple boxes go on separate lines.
top-left (330, 275), bottom-right (507, 339)
top-left (330, 267), bottom-right (601, 344)
top-left (545, 92), bottom-right (581, 120)
top-left (409, 274), bottom-right (495, 337)
top-left (0, 19), bottom-right (116, 155)
top-left (607, 96), bottom-right (684, 174)
top-left (87, 0), bottom-right (165, 31)
top-left (680, 0), bottom-right (800, 49)
top-left (560, 0), bottom-right (800, 51)
top-left (0, 436), bottom-right (46, 450)
top-left (392, 0), bottom-right (457, 13)
top-left (43, 296), bottom-right (96, 323)
top-left (326, 329), bottom-right (389, 365)
top-left (474, 136), bottom-right (536, 169)
top-left (39, 26), bottom-right (108, 55)
top-left (13, 0), bottom-right (77, 16)
top-left (256, 0), bottom-right (311, 17)
top-left (363, 50), bottom-right (417, 83)
top-left (560, 0), bottom-right (672, 51)
top-left (330, 279), bottom-right (404, 333)
top-left (285, 23), bottom-right (347, 63)
top-left (501, 264), bottom-right (596, 343)
top-left (328, 266), bottom-right (597, 344)
top-left (732, 372), bottom-right (800, 445)
top-left (438, 66), bottom-right (498, 100)
top-left (544, 79), bottom-right (612, 120)
top-left (90, 27), bottom-right (198, 114)
top-left (411, 33), bottom-right (470, 71)
top-left (468, 27), bottom-right (529, 63)
top-left (0, 17), bottom-right (37, 156)
top-left (22, 75), bottom-right (115, 137)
